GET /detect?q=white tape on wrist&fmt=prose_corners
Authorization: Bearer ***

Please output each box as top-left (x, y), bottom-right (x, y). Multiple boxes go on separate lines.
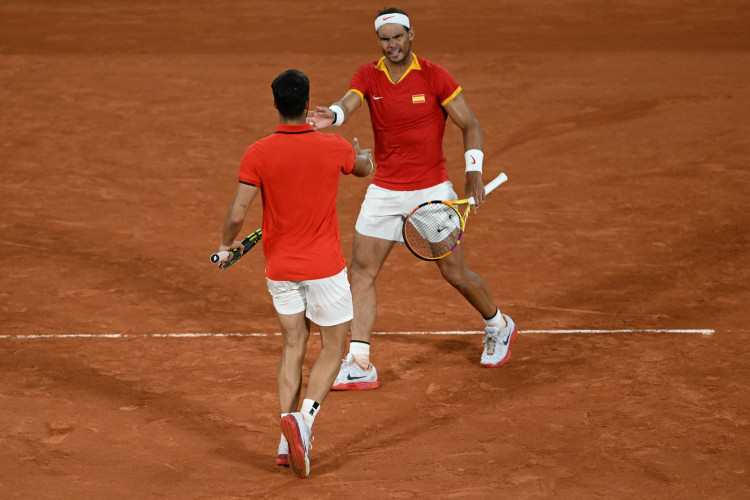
top-left (465, 149), bottom-right (484, 173)
top-left (329, 104), bottom-right (344, 127)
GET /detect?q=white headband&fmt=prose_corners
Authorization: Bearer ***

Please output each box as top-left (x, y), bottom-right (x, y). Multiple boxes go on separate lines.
top-left (374, 13), bottom-right (410, 31)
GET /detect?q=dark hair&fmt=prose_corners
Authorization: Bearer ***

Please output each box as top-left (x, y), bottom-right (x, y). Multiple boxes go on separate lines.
top-left (271, 69), bottom-right (309, 118)
top-left (376, 7), bottom-right (410, 31)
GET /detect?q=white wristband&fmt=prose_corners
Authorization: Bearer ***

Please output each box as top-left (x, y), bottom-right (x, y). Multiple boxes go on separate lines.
top-left (329, 104), bottom-right (344, 127)
top-left (465, 149), bottom-right (484, 173)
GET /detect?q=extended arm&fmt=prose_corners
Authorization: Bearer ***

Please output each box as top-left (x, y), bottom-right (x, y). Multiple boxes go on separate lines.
top-left (307, 92), bottom-right (363, 130)
top-left (444, 93), bottom-right (486, 211)
top-left (218, 182), bottom-right (260, 254)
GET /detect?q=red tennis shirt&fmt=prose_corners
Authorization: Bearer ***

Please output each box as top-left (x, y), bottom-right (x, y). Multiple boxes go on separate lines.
top-left (238, 123), bottom-right (355, 281)
top-left (348, 54), bottom-right (462, 191)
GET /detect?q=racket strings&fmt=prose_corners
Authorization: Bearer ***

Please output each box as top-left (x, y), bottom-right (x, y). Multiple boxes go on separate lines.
top-left (404, 203), bottom-right (463, 259)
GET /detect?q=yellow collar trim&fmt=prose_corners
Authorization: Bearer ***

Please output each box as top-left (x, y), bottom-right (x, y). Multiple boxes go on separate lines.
top-left (375, 53), bottom-right (421, 84)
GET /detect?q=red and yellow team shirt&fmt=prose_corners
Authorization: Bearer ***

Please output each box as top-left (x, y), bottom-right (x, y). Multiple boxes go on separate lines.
top-left (238, 124), bottom-right (355, 281)
top-left (348, 54), bottom-right (462, 191)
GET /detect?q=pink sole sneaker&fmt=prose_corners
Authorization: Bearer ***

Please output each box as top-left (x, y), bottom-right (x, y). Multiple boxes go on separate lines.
top-left (331, 380), bottom-right (380, 391)
top-left (280, 414), bottom-right (310, 479)
top-left (276, 454), bottom-right (289, 467)
top-left (480, 323), bottom-right (518, 368)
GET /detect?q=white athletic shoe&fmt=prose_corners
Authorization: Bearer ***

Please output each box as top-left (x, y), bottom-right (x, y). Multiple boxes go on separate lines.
top-left (331, 353), bottom-right (379, 390)
top-left (280, 412), bottom-right (312, 479)
top-left (480, 314), bottom-right (518, 367)
top-left (276, 439), bottom-right (289, 467)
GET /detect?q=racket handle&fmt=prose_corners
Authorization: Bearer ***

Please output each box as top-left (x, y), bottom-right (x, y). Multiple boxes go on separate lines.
top-left (210, 250), bottom-right (230, 264)
top-left (467, 172), bottom-right (508, 205)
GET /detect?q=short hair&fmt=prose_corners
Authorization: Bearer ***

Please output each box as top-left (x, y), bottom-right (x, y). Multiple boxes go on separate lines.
top-left (376, 7), bottom-right (410, 31)
top-left (271, 69), bottom-right (309, 118)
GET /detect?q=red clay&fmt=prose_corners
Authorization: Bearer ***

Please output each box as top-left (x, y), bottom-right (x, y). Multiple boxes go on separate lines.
top-left (1, 1), bottom-right (749, 498)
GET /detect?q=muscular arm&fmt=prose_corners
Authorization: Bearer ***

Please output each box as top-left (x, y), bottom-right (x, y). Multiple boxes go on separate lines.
top-left (444, 93), bottom-right (486, 209)
top-left (219, 182), bottom-right (259, 251)
top-left (307, 91), bottom-right (363, 130)
top-left (445, 93), bottom-right (483, 151)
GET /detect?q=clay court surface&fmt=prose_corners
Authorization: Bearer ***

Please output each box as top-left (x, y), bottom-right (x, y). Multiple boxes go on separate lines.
top-left (2, 1), bottom-right (749, 498)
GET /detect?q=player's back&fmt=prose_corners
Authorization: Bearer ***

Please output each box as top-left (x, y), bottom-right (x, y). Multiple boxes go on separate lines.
top-left (240, 124), bottom-right (355, 281)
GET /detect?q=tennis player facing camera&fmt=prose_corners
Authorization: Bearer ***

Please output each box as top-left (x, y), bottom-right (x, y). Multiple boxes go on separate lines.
top-left (215, 69), bottom-right (373, 478)
top-left (307, 8), bottom-right (517, 389)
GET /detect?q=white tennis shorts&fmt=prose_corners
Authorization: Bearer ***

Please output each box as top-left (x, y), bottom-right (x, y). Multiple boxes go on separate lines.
top-left (265, 268), bottom-right (353, 327)
top-left (355, 181), bottom-right (458, 242)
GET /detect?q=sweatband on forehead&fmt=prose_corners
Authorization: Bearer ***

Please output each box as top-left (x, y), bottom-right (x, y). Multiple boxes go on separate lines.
top-left (374, 13), bottom-right (410, 31)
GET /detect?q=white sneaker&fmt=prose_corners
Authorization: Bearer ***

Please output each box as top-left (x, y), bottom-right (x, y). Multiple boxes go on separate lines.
top-left (331, 353), bottom-right (379, 390)
top-left (480, 314), bottom-right (517, 367)
top-left (276, 439), bottom-right (289, 467)
top-left (280, 412), bottom-right (312, 479)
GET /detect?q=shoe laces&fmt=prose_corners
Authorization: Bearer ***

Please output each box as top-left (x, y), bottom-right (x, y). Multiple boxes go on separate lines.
top-left (483, 327), bottom-right (500, 354)
top-left (483, 327), bottom-right (500, 343)
top-left (301, 428), bottom-right (313, 451)
top-left (343, 355), bottom-right (370, 375)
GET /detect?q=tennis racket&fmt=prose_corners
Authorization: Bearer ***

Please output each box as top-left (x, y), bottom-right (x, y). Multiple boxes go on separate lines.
top-left (402, 172), bottom-right (508, 261)
top-left (210, 229), bottom-right (262, 269)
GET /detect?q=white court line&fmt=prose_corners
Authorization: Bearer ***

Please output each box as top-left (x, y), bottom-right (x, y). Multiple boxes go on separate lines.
top-left (0, 329), bottom-right (714, 339)
top-left (379, 329), bottom-right (715, 336)
top-left (522, 329), bottom-right (715, 335)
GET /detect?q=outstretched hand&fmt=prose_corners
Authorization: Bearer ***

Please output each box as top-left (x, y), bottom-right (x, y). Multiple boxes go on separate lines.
top-left (307, 106), bottom-right (334, 130)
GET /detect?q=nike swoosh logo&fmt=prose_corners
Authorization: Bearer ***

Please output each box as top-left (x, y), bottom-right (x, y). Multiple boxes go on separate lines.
top-left (470, 155), bottom-right (476, 164)
top-left (347, 374), bottom-right (367, 381)
top-left (502, 333), bottom-right (511, 346)
top-left (373, 96), bottom-right (383, 100)
top-left (383, 15), bottom-right (395, 20)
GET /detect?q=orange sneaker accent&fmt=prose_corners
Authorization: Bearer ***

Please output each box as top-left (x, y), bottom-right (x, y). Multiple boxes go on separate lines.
top-left (280, 413), bottom-right (311, 479)
top-left (331, 379), bottom-right (380, 391)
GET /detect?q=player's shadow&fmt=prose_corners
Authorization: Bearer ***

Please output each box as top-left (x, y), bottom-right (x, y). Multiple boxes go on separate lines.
top-left (9, 347), bottom-right (271, 472)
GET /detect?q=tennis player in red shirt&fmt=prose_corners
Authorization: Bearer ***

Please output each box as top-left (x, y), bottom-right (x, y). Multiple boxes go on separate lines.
top-left (307, 8), bottom-right (517, 389)
top-left (216, 69), bottom-right (373, 478)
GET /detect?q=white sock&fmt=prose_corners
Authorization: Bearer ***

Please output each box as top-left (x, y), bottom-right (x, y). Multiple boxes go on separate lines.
top-left (300, 399), bottom-right (320, 429)
top-left (484, 308), bottom-right (507, 329)
top-left (349, 341), bottom-right (370, 369)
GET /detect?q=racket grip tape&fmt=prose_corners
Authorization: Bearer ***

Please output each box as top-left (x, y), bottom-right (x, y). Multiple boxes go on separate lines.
top-left (210, 251), bottom-right (231, 264)
top-left (210, 229), bottom-right (262, 266)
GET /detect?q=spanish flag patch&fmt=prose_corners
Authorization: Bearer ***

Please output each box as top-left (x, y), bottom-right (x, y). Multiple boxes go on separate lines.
top-left (412, 94), bottom-right (426, 104)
